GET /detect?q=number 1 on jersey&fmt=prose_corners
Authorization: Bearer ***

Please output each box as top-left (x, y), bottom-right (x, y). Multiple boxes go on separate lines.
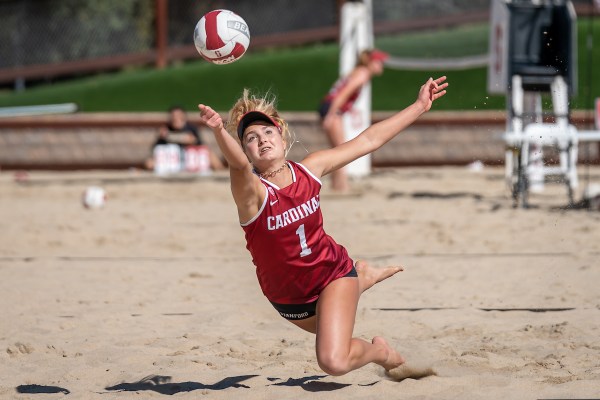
top-left (295, 224), bottom-right (312, 257)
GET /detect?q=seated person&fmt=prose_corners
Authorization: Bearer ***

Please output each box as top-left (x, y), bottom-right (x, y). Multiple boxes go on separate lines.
top-left (145, 105), bottom-right (224, 171)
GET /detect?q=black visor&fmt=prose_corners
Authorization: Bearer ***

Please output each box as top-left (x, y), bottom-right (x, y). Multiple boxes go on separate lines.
top-left (237, 111), bottom-right (280, 141)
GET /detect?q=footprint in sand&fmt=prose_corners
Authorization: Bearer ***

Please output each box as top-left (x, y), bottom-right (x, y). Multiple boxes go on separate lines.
top-left (386, 361), bottom-right (437, 381)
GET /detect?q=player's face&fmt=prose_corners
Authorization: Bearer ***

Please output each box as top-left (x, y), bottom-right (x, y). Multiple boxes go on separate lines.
top-left (369, 60), bottom-right (384, 75)
top-left (242, 122), bottom-right (285, 163)
top-left (170, 109), bottom-right (186, 129)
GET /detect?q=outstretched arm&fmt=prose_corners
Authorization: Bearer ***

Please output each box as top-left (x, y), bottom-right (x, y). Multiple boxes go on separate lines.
top-left (303, 76), bottom-right (448, 177)
top-left (198, 104), bottom-right (264, 222)
top-left (327, 67), bottom-right (371, 115)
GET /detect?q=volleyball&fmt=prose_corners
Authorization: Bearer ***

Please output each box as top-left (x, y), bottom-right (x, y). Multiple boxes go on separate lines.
top-left (82, 186), bottom-right (106, 209)
top-left (193, 9), bottom-right (250, 65)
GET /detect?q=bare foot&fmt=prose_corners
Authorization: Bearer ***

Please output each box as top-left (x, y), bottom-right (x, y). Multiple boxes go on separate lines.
top-left (372, 336), bottom-right (405, 371)
top-left (355, 260), bottom-right (403, 294)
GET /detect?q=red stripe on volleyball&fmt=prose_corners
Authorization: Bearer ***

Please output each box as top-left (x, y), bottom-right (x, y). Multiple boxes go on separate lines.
top-left (204, 10), bottom-right (225, 50)
top-left (208, 42), bottom-right (246, 62)
top-left (231, 42), bottom-right (246, 58)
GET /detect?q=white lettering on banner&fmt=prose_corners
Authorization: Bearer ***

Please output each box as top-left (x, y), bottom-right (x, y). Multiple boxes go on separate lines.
top-left (184, 146), bottom-right (210, 174)
top-left (154, 145), bottom-right (211, 175)
top-left (153, 144), bottom-right (181, 175)
top-left (267, 195), bottom-right (320, 231)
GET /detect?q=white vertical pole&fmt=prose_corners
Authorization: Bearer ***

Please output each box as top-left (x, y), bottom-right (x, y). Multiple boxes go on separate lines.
top-left (506, 75), bottom-right (524, 185)
top-left (339, 0), bottom-right (373, 177)
top-left (488, 0), bottom-right (509, 95)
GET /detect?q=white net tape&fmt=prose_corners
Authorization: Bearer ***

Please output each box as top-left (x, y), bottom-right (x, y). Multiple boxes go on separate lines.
top-left (385, 54), bottom-right (489, 70)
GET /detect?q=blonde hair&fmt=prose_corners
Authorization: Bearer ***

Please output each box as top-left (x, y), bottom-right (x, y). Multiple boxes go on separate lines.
top-left (357, 50), bottom-right (372, 67)
top-left (225, 89), bottom-right (293, 153)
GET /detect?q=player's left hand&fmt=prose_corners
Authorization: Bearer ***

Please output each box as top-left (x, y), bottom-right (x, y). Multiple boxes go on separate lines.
top-left (417, 76), bottom-right (448, 112)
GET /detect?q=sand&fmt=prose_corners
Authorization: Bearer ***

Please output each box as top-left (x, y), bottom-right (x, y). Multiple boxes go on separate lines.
top-left (0, 166), bottom-right (599, 399)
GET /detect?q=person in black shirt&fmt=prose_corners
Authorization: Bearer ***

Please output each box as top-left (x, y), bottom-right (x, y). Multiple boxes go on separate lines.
top-left (145, 105), bottom-right (224, 171)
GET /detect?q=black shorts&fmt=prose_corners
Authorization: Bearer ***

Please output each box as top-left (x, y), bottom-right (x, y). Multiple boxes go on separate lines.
top-left (318, 101), bottom-right (331, 119)
top-left (270, 265), bottom-right (358, 320)
top-left (317, 101), bottom-right (346, 120)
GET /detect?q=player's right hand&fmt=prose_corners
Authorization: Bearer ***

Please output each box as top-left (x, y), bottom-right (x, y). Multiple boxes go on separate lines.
top-left (198, 104), bottom-right (224, 131)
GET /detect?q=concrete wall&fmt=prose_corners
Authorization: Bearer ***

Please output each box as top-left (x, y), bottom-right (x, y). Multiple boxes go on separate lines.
top-left (0, 111), bottom-right (597, 170)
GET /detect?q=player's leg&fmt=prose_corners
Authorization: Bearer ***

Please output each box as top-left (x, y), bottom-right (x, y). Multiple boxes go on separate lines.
top-left (208, 149), bottom-right (225, 170)
top-left (314, 276), bottom-right (404, 375)
top-left (289, 261), bottom-right (401, 331)
top-left (323, 116), bottom-right (349, 192)
top-left (289, 316), bottom-right (316, 333)
top-left (144, 157), bottom-right (155, 170)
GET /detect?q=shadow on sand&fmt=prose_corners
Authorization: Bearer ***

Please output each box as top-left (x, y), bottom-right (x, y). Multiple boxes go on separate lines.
top-left (267, 375), bottom-right (357, 392)
top-left (18, 373), bottom-right (379, 395)
top-left (104, 374), bottom-right (258, 395)
top-left (16, 384), bottom-right (70, 394)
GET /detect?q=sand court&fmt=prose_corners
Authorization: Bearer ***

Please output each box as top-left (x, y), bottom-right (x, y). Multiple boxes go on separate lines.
top-left (1, 166), bottom-right (598, 399)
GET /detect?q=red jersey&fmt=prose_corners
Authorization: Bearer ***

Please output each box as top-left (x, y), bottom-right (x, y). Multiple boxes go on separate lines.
top-left (241, 161), bottom-right (354, 304)
top-left (323, 76), bottom-right (361, 113)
